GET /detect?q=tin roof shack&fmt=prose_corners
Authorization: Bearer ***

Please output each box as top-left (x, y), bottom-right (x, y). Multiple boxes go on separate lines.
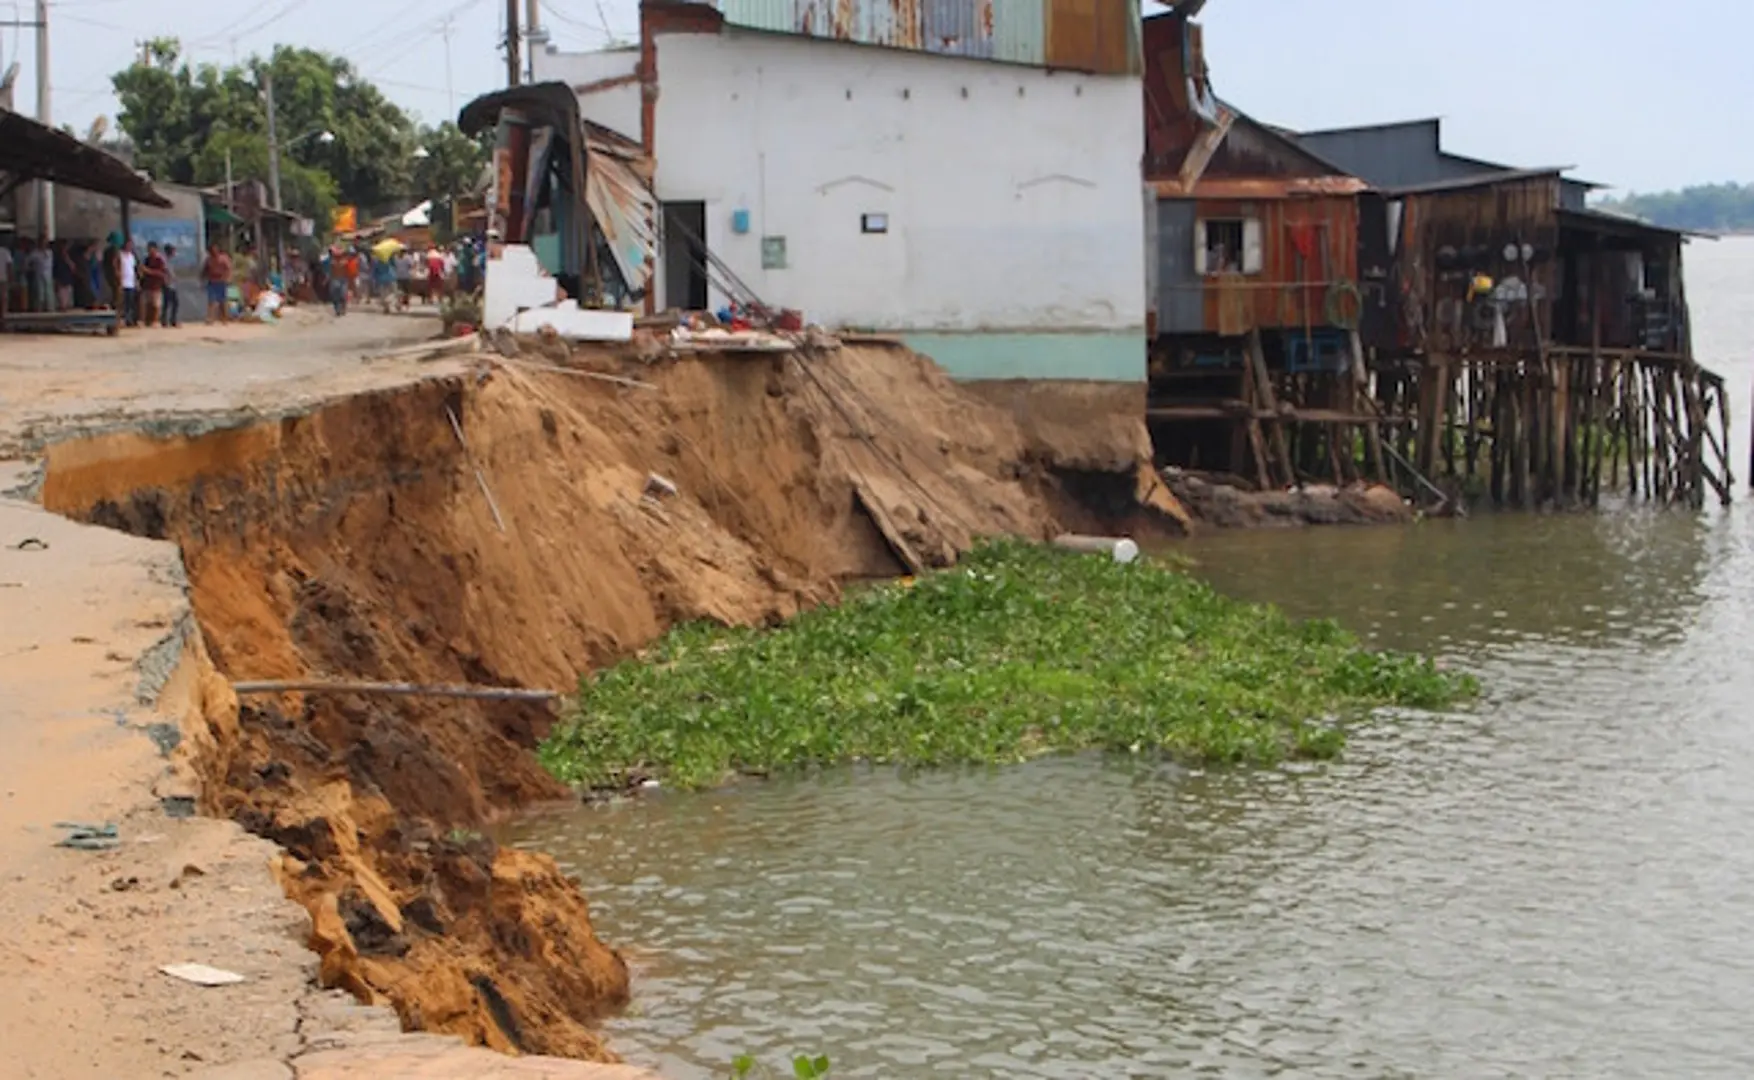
top-left (1141, 5), bottom-right (1378, 492)
top-left (1368, 168), bottom-right (1729, 509)
top-left (530, 0), bottom-right (1154, 474)
top-left (459, 82), bottom-right (657, 341)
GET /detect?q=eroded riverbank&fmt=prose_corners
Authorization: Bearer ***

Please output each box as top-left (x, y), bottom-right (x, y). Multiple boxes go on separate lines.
top-left (8, 318), bottom-right (1190, 1073)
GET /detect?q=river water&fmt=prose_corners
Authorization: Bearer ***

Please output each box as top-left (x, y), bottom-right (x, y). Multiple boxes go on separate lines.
top-left (506, 238), bottom-right (1754, 1079)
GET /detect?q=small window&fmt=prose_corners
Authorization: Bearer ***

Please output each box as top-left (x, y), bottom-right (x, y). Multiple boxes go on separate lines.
top-left (761, 235), bottom-right (787, 270)
top-left (861, 212), bottom-right (889, 234)
top-left (1196, 218), bottom-right (1263, 275)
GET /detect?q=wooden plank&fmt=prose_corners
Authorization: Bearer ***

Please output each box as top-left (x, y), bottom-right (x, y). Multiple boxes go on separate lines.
top-left (232, 680), bottom-right (560, 702)
top-left (1247, 328), bottom-right (1295, 487)
top-left (1239, 357), bottom-right (1273, 492)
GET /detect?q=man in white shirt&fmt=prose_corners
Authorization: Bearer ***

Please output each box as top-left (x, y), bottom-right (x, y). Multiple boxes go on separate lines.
top-left (119, 239), bottom-right (139, 326)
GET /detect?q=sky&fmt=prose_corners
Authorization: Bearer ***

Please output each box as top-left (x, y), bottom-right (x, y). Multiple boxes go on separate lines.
top-left (1, 0), bottom-right (1744, 195)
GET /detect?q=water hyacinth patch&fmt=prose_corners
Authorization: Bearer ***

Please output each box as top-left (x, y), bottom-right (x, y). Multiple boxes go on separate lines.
top-left (540, 540), bottom-right (1476, 790)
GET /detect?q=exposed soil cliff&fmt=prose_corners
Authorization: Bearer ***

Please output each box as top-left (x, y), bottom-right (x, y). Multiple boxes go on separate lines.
top-left (37, 343), bottom-right (1166, 1059)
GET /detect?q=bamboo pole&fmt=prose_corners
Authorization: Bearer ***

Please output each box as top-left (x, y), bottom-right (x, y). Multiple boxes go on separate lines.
top-left (232, 680), bottom-right (562, 702)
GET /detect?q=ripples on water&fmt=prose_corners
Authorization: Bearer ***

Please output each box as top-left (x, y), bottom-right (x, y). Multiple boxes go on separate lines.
top-left (506, 239), bottom-right (1754, 1078)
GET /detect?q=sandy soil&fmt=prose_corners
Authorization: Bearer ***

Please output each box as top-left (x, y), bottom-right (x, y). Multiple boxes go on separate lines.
top-left (0, 313), bottom-right (650, 1079)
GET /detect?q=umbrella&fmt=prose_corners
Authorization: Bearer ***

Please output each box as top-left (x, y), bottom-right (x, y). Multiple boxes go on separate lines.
top-left (371, 237), bottom-right (405, 260)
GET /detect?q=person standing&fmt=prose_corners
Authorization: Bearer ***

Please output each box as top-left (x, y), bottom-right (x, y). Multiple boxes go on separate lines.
top-left (161, 244), bottom-right (182, 327)
top-left (52, 240), bottom-right (76, 311)
top-left (201, 242), bottom-right (232, 324)
top-left (118, 239), bottom-right (140, 326)
top-left (102, 233), bottom-right (123, 313)
top-left (71, 243), bottom-right (96, 309)
top-left (19, 239), bottom-right (41, 312)
top-left (394, 249), bottom-right (413, 309)
top-left (425, 246), bottom-right (445, 304)
top-left (372, 251), bottom-right (395, 313)
top-left (140, 242), bottom-right (168, 327)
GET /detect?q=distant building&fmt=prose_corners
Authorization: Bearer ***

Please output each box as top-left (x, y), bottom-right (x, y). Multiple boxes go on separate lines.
top-left (1293, 119), bottom-right (1594, 211)
top-left (531, 0), bottom-right (1150, 395)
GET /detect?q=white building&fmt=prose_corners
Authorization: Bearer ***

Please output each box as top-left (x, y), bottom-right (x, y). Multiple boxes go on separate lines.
top-left (532, 0), bottom-right (1147, 388)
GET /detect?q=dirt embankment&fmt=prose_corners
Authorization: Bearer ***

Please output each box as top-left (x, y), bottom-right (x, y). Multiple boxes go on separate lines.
top-left (36, 343), bottom-right (1169, 1061)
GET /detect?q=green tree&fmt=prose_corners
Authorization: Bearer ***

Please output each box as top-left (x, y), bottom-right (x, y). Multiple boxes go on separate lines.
top-left (413, 121), bottom-right (489, 205)
top-left (111, 40), bottom-right (422, 221)
top-left (1595, 182), bottom-right (1754, 233)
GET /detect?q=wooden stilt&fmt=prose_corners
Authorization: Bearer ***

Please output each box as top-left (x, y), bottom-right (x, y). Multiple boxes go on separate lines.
top-left (1247, 329), bottom-right (1295, 489)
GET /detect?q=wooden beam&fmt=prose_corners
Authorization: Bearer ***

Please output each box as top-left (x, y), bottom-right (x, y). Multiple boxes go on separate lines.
top-left (233, 680), bottom-right (561, 702)
top-left (1247, 328), bottom-right (1295, 488)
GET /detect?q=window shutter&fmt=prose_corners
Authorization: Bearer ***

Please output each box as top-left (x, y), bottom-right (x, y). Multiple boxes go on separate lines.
top-left (1242, 219), bottom-right (1264, 274)
top-left (1194, 222), bottom-right (1209, 275)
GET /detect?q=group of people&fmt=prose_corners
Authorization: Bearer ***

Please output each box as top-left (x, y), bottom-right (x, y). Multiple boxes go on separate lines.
top-left (317, 241), bottom-right (483, 317)
top-left (5, 230), bottom-right (488, 328)
top-left (0, 233), bottom-right (203, 328)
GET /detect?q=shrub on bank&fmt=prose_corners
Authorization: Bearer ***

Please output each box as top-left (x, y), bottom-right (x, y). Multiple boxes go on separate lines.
top-left (540, 540), bottom-right (1476, 790)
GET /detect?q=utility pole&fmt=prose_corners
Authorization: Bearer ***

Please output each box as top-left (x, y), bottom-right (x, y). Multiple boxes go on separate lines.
top-left (440, 17), bottom-right (456, 117)
top-left (225, 148), bottom-right (235, 254)
top-left (265, 71), bottom-right (283, 213)
top-left (264, 70), bottom-right (287, 276)
top-left (504, 0), bottom-right (520, 87)
top-left (34, 0), bottom-right (52, 241)
top-left (524, 0), bottom-right (545, 82)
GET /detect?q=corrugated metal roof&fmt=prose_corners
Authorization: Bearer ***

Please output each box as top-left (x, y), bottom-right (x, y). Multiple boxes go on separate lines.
top-left (714, 0), bottom-right (1133, 73)
top-left (1385, 167), bottom-right (1570, 197)
top-left (992, 0), bottom-right (1045, 64)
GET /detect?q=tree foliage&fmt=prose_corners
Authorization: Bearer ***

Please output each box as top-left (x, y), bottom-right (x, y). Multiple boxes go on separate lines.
top-left (112, 40), bottom-right (485, 225)
top-left (1594, 183), bottom-right (1754, 234)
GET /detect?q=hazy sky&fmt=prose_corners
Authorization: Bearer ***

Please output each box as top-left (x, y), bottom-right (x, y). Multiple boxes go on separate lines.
top-left (4, 0), bottom-right (1741, 194)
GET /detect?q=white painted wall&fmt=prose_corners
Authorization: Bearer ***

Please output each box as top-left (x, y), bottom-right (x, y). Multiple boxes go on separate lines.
top-left (531, 46), bottom-right (642, 141)
top-left (646, 29), bottom-right (1145, 337)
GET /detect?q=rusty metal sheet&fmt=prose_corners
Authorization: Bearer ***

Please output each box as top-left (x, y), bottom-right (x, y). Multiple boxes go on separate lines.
top-left (717, 0), bottom-right (1127, 68)
top-left (1045, 0), bottom-right (1138, 75)
top-left (584, 134), bottom-right (657, 290)
top-left (1161, 176), bottom-right (1369, 199)
top-left (923, 0), bottom-right (993, 58)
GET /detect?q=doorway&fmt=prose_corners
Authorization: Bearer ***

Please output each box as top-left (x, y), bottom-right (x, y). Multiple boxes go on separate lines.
top-left (662, 201), bottom-right (709, 312)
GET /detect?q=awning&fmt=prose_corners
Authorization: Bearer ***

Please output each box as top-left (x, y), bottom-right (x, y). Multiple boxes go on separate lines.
top-left (205, 203), bottom-right (244, 226)
top-left (0, 108), bottom-right (172, 206)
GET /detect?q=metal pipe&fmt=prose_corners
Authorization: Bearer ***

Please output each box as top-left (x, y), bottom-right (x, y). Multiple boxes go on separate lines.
top-left (34, 0), bottom-right (51, 241)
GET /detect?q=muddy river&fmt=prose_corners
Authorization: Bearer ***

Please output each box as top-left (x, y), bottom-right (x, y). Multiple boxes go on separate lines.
top-left (506, 239), bottom-right (1754, 1078)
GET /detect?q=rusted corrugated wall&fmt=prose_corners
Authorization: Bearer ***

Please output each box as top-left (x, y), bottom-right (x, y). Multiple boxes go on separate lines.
top-left (1155, 195), bottom-right (1359, 335)
top-left (717, 0), bottom-right (1138, 73)
top-left (1398, 176), bottom-right (1561, 353)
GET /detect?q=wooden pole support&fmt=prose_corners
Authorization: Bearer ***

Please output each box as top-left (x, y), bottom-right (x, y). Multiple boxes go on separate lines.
top-left (232, 680), bottom-right (562, 702)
